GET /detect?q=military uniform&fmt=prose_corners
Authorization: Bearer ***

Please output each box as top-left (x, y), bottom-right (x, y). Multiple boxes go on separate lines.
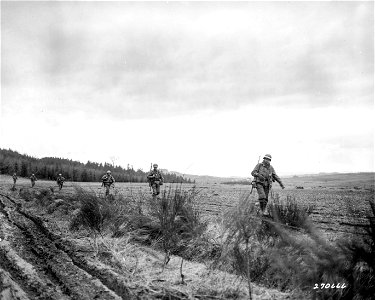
top-left (101, 172), bottom-right (115, 196)
top-left (30, 174), bottom-right (37, 188)
top-left (12, 173), bottom-right (17, 185)
top-left (147, 167), bottom-right (164, 198)
top-left (251, 155), bottom-right (284, 212)
top-left (56, 175), bottom-right (65, 190)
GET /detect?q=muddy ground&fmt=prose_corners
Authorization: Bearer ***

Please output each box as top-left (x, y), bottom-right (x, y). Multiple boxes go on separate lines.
top-left (0, 178), bottom-right (295, 300)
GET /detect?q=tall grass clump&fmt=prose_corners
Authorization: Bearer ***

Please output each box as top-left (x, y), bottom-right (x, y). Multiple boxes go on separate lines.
top-left (69, 187), bottom-right (133, 252)
top-left (19, 188), bottom-right (34, 202)
top-left (267, 193), bottom-right (315, 228)
top-left (213, 194), bottom-right (278, 299)
top-left (147, 185), bottom-right (208, 273)
top-left (34, 188), bottom-right (54, 207)
top-left (269, 197), bottom-right (375, 299)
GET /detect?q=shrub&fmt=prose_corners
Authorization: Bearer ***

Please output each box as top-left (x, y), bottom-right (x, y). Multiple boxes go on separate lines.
top-left (19, 188), bottom-right (34, 202)
top-left (34, 189), bottom-right (54, 207)
top-left (147, 185), bottom-right (208, 267)
top-left (269, 198), bottom-right (375, 299)
top-left (267, 194), bottom-right (315, 228)
top-left (213, 194), bottom-right (278, 299)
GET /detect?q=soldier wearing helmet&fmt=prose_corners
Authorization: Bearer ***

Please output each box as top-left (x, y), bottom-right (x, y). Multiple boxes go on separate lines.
top-left (251, 154), bottom-right (285, 215)
top-left (30, 173), bottom-right (37, 188)
top-left (12, 173), bottom-right (18, 186)
top-left (147, 164), bottom-right (164, 199)
top-left (101, 170), bottom-right (115, 197)
top-left (56, 173), bottom-right (65, 190)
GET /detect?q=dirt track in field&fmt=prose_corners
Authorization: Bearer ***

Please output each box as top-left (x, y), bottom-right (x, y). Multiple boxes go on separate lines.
top-left (1, 175), bottom-right (373, 299)
top-left (0, 191), bottom-right (135, 300)
top-left (0, 183), bottom-right (295, 300)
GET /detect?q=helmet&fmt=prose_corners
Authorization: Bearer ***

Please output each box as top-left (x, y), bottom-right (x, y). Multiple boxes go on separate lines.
top-left (263, 154), bottom-right (272, 161)
top-left (107, 170), bottom-right (111, 174)
top-left (59, 174), bottom-right (62, 176)
top-left (153, 164), bottom-right (158, 168)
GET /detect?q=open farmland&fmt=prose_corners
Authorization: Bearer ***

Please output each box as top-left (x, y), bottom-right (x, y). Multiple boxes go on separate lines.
top-left (3, 173), bottom-right (374, 238)
top-left (0, 173), bottom-right (374, 299)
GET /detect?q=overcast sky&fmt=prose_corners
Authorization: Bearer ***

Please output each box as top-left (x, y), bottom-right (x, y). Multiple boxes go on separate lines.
top-left (1, 1), bottom-right (374, 177)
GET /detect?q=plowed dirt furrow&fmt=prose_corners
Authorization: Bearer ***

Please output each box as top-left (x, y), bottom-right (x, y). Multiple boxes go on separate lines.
top-left (0, 267), bottom-right (30, 300)
top-left (0, 193), bottom-right (127, 300)
top-left (12, 203), bottom-right (133, 300)
top-left (0, 200), bottom-right (70, 299)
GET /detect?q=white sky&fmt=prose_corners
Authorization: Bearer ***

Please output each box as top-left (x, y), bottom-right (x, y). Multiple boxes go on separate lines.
top-left (1, 1), bottom-right (374, 177)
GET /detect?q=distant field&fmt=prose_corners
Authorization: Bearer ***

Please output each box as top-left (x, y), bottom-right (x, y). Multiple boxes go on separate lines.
top-left (1, 173), bottom-right (374, 238)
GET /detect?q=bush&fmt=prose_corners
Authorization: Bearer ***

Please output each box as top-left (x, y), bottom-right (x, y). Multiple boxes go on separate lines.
top-left (269, 198), bottom-right (375, 299)
top-left (267, 194), bottom-right (315, 228)
top-left (212, 194), bottom-right (278, 299)
top-left (34, 189), bottom-right (54, 207)
top-left (147, 186), bottom-right (208, 265)
top-left (19, 188), bottom-right (34, 202)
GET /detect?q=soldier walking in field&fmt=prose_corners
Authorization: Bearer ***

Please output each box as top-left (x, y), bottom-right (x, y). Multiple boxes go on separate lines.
top-left (101, 170), bottom-right (115, 197)
top-left (147, 164), bottom-right (164, 199)
top-left (12, 173), bottom-right (18, 188)
top-left (56, 174), bottom-right (65, 190)
top-left (12, 173), bottom-right (18, 184)
top-left (30, 174), bottom-right (37, 188)
top-left (251, 154), bottom-right (285, 215)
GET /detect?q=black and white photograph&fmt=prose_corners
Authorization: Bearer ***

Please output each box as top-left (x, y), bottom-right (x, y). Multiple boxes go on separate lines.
top-left (0, 1), bottom-right (374, 299)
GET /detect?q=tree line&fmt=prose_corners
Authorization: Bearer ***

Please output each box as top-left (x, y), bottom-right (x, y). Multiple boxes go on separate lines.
top-left (0, 149), bottom-right (192, 184)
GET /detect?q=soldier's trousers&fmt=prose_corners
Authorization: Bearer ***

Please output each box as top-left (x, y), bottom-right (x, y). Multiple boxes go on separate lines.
top-left (256, 183), bottom-right (270, 211)
top-left (151, 183), bottom-right (161, 197)
top-left (31, 180), bottom-right (35, 187)
top-left (104, 184), bottom-right (111, 196)
top-left (58, 183), bottom-right (63, 190)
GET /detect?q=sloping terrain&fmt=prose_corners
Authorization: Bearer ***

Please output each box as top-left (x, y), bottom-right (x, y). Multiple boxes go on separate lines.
top-left (0, 178), bottom-right (293, 300)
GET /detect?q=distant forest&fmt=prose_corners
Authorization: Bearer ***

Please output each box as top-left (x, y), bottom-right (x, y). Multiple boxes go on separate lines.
top-left (0, 149), bottom-right (192, 183)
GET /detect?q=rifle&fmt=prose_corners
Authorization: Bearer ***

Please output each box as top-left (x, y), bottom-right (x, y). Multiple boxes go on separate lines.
top-left (250, 156), bottom-right (261, 194)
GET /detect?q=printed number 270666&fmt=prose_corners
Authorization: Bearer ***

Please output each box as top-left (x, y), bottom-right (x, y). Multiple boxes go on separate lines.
top-left (313, 283), bottom-right (347, 289)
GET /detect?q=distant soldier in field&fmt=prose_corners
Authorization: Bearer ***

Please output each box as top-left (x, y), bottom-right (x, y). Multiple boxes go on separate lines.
top-left (147, 164), bottom-right (164, 199)
top-left (56, 174), bottom-right (65, 190)
top-left (12, 173), bottom-right (18, 188)
top-left (251, 154), bottom-right (285, 215)
top-left (12, 173), bottom-right (18, 184)
top-left (101, 170), bottom-right (115, 197)
top-left (30, 174), bottom-right (37, 188)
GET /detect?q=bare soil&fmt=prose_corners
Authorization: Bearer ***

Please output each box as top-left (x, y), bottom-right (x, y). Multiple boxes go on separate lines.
top-left (0, 178), bottom-right (294, 300)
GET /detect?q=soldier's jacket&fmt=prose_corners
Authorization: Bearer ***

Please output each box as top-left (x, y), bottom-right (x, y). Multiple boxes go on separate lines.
top-left (13, 175), bottom-right (17, 181)
top-left (30, 175), bottom-right (37, 181)
top-left (57, 176), bottom-right (65, 183)
top-left (147, 170), bottom-right (164, 183)
top-left (102, 174), bottom-right (115, 185)
top-left (251, 163), bottom-right (283, 187)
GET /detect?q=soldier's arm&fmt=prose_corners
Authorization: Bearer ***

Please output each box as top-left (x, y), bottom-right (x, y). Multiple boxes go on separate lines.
top-left (251, 164), bottom-right (261, 177)
top-left (272, 168), bottom-right (284, 188)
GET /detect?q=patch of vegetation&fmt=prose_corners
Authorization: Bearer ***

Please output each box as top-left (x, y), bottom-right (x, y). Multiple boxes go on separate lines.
top-left (267, 194), bottom-right (315, 228)
top-left (64, 184), bottom-right (374, 299)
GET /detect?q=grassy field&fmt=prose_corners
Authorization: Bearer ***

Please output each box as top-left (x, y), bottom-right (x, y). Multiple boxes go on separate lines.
top-left (1, 173), bottom-right (374, 299)
top-left (2, 173), bottom-right (374, 238)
